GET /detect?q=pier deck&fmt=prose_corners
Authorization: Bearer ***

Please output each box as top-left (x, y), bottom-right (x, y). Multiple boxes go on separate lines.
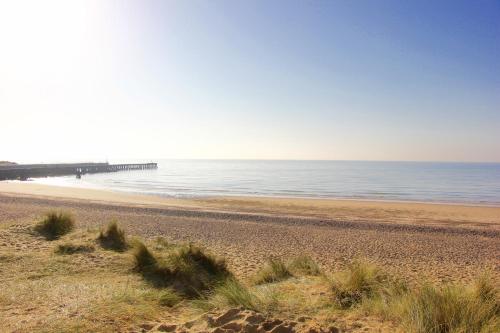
top-left (0, 162), bottom-right (158, 181)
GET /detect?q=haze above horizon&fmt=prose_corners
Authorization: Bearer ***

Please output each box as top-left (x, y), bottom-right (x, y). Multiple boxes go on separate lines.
top-left (1, 0), bottom-right (499, 163)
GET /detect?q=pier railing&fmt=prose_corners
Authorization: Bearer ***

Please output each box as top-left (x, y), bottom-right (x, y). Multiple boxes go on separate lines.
top-left (0, 162), bottom-right (158, 181)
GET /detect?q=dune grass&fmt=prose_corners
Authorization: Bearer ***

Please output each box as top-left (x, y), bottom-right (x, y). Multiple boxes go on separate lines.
top-left (98, 221), bottom-right (128, 251)
top-left (133, 241), bottom-right (157, 270)
top-left (253, 258), bottom-right (293, 285)
top-left (331, 260), bottom-right (390, 309)
top-left (34, 211), bottom-right (75, 240)
top-left (342, 263), bottom-right (499, 333)
top-left (133, 242), bottom-right (231, 297)
top-left (193, 277), bottom-right (262, 312)
top-left (394, 276), bottom-right (499, 333)
top-left (213, 277), bottom-right (261, 310)
top-left (288, 255), bottom-right (321, 276)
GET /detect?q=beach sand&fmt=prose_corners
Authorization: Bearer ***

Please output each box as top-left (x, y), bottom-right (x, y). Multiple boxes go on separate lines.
top-left (1, 182), bottom-right (498, 283)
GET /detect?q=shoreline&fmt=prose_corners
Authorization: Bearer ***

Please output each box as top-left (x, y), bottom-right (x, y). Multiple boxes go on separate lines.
top-left (2, 180), bottom-right (500, 209)
top-left (210, 192), bottom-right (500, 208)
top-left (1, 181), bottom-right (499, 231)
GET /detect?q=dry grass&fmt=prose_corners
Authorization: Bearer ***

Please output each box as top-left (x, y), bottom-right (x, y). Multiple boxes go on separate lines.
top-left (330, 259), bottom-right (393, 309)
top-left (55, 243), bottom-right (95, 255)
top-left (1, 212), bottom-right (498, 333)
top-left (288, 255), bottom-right (321, 276)
top-left (153, 236), bottom-right (174, 251)
top-left (193, 277), bottom-right (261, 312)
top-left (352, 266), bottom-right (499, 333)
top-left (158, 288), bottom-right (183, 307)
top-left (253, 258), bottom-right (293, 285)
top-left (0, 225), bottom-right (161, 332)
top-left (395, 276), bottom-right (499, 333)
top-left (215, 278), bottom-right (260, 310)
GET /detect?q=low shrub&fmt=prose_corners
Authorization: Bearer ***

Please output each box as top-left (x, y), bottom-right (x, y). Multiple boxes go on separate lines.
top-left (288, 255), bottom-right (321, 276)
top-left (98, 221), bottom-right (128, 251)
top-left (35, 211), bottom-right (75, 240)
top-left (55, 243), bottom-right (95, 255)
top-left (253, 258), bottom-right (292, 285)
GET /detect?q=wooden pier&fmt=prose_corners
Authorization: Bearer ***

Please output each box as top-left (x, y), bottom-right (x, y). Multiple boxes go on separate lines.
top-left (0, 162), bottom-right (158, 181)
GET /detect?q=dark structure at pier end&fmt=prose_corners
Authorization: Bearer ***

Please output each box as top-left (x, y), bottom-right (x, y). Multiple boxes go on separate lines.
top-left (0, 162), bottom-right (158, 181)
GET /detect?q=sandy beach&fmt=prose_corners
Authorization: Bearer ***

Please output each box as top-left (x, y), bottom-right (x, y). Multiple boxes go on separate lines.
top-left (1, 182), bottom-right (498, 283)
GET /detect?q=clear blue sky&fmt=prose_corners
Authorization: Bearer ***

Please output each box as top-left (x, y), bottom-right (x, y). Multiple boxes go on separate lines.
top-left (1, 0), bottom-right (499, 162)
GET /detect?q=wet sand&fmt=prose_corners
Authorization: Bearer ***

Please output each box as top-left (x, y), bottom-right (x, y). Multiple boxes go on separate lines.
top-left (0, 182), bottom-right (498, 283)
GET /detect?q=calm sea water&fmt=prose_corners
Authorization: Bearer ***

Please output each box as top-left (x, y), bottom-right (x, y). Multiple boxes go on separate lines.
top-left (33, 160), bottom-right (500, 205)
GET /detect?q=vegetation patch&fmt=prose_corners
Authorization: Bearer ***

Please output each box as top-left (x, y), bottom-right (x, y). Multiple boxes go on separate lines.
top-left (216, 278), bottom-right (261, 310)
top-left (133, 242), bottom-right (231, 297)
top-left (395, 275), bottom-right (499, 333)
top-left (253, 258), bottom-right (293, 285)
top-left (55, 243), bottom-right (95, 255)
top-left (98, 221), bottom-right (128, 251)
top-left (193, 277), bottom-right (262, 313)
top-left (288, 255), bottom-right (321, 276)
top-left (158, 289), bottom-right (183, 307)
top-left (133, 241), bottom-right (158, 271)
top-left (34, 211), bottom-right (75, 240)
top-left (349, 265), bottom-right (499, 333)
top-left (153, 237), bottom-right (174, 251)
top-left (331, 260), bottom-right (391, 309)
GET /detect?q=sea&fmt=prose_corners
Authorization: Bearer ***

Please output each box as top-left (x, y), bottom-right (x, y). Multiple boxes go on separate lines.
top-left (32, 159), bottom-right (500, 206)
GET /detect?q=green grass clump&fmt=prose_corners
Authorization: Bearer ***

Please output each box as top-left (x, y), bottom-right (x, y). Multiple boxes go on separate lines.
top-left (55, 243), bottom-right (95, 255)
top-left (397, 275), bottom-right (499, 333)
top-left (35, 211), bottom-right (75, 240)
top-left (253, 258), bottom-right (293, 285)
top-left (331, 260), bottom-right (389, 309)
top-left (288, 255), bottom-right (321, 276)
top-left (98, 221), bottom-right (128, 251)
top-left (133, 242), bottom-right (231, 297)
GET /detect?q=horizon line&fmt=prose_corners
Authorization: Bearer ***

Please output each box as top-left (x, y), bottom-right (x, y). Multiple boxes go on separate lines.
top-left (9, 158), bottom-right (500, 165)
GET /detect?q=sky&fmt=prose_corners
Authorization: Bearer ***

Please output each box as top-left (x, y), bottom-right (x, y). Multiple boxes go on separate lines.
top-left (1, 0), bottom-right (499, 163)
